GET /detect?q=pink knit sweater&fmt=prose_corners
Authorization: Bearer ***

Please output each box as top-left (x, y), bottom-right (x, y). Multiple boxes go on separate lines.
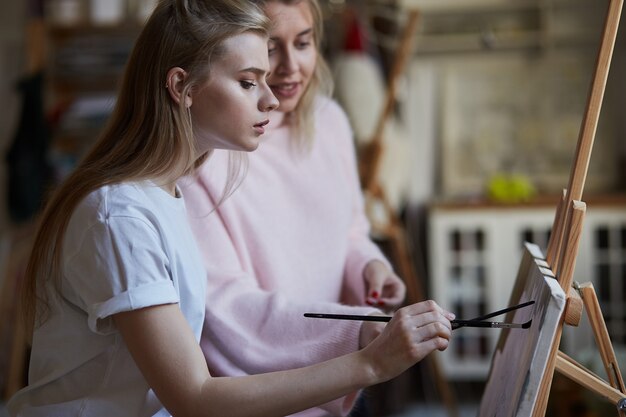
top-left (182, 98), bottom-right (388, 417)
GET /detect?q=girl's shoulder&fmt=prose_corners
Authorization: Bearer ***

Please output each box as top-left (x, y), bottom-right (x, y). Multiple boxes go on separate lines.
top-left (72, 181), bottom-right (176, 226)
top-left (65, 181), bottom-right (179, 257)
top-left (77, 182), bottom-right (143, 212)
top-left (314, 96), bottom-right (347, 121)
top-left (313, 96), bottom-right (352, 135)
top-left (313, 96), bottom-right (353, 145)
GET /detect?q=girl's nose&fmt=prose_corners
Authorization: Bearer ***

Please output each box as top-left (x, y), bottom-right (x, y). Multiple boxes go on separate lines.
top-left (261, 90), bottom-right (279, 112)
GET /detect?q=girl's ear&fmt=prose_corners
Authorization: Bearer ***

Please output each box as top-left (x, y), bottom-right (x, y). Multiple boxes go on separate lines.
top-left (165, 67), bottom-right (193, 108)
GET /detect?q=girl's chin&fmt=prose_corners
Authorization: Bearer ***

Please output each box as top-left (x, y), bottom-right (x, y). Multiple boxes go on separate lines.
top-left (235, 136), bottom-right (261, 152)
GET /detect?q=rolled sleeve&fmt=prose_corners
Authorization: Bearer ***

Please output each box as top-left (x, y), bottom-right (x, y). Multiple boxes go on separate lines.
top-left (64, 215), bottom-right (179, 335)
top-left (89, 280), bottom-right (179, 334)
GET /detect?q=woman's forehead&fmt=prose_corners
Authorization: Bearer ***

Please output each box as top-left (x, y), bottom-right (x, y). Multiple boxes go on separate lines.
top-left (265, 0), bottom-right (313, 35)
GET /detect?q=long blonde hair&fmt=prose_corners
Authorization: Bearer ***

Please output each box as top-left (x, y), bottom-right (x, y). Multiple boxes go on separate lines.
top-left (23, 0), bottom-right (269, 327)
top-left (254, 0), bottom-right (334, 145)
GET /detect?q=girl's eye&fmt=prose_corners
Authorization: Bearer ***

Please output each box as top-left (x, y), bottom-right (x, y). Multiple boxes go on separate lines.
top-left (297, 41), bottom-right (311, 49)
top-left (268, 41), bottom-right (277, 55)
top-left (240, 80), bottom-right (256, 90)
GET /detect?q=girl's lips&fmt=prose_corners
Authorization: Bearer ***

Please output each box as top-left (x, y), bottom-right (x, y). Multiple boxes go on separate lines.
top-left (253, 119), bottom-right (270, 134)
top-left (270, 82), bottom-right (301, 99)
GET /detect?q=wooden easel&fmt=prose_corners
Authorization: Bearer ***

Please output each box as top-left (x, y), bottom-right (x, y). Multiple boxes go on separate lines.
top-left (356, 9), bottom-right (459, 417)
top-left (531, 0), bottom-right (625, 413)
top-left (480, 0), bottom-right (626, 414)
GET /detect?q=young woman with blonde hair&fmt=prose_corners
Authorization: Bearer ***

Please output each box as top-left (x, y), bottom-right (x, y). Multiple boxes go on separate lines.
top-left (182, 1), bottom-right (415, 416)
top-left (9, 1), bottom-right (453, 416)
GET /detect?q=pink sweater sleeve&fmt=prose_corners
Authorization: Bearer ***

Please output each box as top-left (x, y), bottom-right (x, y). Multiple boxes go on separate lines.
top-left (183, 160), bottom-right (379, 417)
top-left (327, 101), bottom-right (394, 306)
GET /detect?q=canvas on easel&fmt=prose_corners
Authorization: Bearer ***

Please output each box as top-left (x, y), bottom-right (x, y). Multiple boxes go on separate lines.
top-left (478, 243), bottom-right (566, 417)
top-left (478, 0), bottom-right (626, 415)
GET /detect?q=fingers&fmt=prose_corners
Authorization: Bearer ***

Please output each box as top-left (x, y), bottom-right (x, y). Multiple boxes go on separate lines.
top-left (392, 301), bottom-right (454, 355)
top-left (391, 304), bottom-right (453, 343)
top-left (417, 334), bottom-right (450, 353)
top-left (365, 285), bottom-right (385, 307)
top-left (377, 280), bottom-right (406, 308)
top-left (396, 299), bottom-right (455, 322)
top-left (364, 263), bottom-right (385, 306)
top-left (363, 300), bottom-right (453, 382)
top-left (364, 261), bottom-right (406, 309)
top-left (414, 321), bottom-right (453, 348)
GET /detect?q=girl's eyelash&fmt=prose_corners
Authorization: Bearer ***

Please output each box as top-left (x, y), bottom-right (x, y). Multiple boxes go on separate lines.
top-left (240, 80), bottom-right (256, 89)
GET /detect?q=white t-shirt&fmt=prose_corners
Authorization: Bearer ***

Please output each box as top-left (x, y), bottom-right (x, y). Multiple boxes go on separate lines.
top-left (8, 181), bottom-right (207, 417)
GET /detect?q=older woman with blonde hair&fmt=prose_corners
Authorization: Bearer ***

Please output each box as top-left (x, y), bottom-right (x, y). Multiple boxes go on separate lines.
top-left (183, 1), bottom-right (412, 416)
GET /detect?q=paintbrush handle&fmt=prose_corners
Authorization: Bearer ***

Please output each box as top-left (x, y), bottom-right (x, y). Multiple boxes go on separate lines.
top-left (303, 313), bottom-right (532, 330)
top-left (303, 313), bottom-right (391, 322)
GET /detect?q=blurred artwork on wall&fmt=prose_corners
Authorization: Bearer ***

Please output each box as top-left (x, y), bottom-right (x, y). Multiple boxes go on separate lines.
top-left (438, 53), bottom-right (617, 198)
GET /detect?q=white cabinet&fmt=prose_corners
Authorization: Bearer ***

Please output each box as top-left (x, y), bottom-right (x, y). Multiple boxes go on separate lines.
top-left (428, 199), bottom-right (626, 379)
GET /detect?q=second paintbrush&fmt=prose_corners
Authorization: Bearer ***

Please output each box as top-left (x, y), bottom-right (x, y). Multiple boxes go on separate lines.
top-left (303, 313), bottom-right (532, 330)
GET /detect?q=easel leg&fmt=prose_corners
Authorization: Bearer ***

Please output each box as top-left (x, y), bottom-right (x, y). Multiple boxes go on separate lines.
top-left (552, 282), bottom-right (626, 416)
top-left (577, 282), bottom-right (626, 393)
top-left (556, 352), bottom-right (626, 416)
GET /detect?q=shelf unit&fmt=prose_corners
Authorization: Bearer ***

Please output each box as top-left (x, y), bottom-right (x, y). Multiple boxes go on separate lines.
top-left (397, 0), bottom-right (607, 54)
top-left (48, 24), bottom-right (141, 95)
top-left (44, 18), bottom-right (142, 180)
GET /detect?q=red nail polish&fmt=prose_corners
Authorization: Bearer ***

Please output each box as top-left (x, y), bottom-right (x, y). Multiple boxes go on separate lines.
top-left (377, 300), bottom-right (386, 307)
top-left (371, 291), bottom-right (380, 298)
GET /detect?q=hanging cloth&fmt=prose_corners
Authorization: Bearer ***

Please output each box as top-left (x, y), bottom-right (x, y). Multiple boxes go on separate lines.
top-left (6, 72), bottom-right (52, 223)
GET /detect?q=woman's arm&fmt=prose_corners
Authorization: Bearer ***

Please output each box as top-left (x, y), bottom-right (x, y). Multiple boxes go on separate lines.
top-left (184, 158), bottom-right (381, 373)
top-left (114, 300), bottom-right (453, 417)
top-left (326, 100), bottom-right (406, 309)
